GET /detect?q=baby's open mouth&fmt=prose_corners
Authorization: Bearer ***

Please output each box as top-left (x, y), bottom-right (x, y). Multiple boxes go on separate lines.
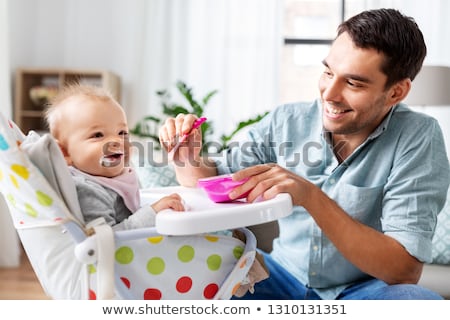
top-left (100, 152), bottom-right (123, 167)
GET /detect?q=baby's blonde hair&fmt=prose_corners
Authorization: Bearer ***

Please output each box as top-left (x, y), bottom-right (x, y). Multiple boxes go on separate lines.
top-left (44, 83), bottom-right (118, 138)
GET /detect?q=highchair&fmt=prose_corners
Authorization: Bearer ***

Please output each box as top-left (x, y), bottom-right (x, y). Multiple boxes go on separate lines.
top-left (0, 112), bottom-right (292, 300)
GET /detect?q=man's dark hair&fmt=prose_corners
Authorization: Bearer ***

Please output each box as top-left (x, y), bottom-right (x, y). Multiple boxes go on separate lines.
top-left (337, 8), bottom-right (426, 88)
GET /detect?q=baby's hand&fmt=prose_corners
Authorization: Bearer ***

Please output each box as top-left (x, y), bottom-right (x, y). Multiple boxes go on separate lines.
top-left (151, 193), bottom-right (185, 213)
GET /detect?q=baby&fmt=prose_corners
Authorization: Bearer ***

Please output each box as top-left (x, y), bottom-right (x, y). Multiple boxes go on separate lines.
top-left (45, 84), bottom-right (184, 230)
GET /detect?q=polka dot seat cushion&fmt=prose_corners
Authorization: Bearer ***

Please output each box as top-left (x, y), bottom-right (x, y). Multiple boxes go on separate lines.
top-left (109, 230), bottom-right (255, 300)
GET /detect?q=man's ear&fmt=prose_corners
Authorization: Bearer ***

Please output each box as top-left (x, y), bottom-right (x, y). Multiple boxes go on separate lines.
top-left (388, 78), bottom-right (411, 106)
top-left (56, 139), bottom-right (72, 166)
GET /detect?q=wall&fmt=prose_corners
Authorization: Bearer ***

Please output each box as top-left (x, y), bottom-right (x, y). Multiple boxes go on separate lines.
top-left (8, 0), bottom-right (282, 138)
top-left (8, 0), bottom-right (147, 124)
top-left (0, 0), bottom-right (20, 267)
top-left (1, 0), bottom-right (12, 119)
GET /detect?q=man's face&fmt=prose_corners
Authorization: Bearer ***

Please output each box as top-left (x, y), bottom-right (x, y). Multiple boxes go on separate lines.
top-left (318, 32), bottom-right (393, 143)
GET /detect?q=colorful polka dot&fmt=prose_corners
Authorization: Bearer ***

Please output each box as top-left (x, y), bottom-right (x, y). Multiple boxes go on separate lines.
top-left (6, 194), bottom-right (15, 206)
top-left (203, 283), bottom-right (219, 299)
top-left (115, 246), bottom-right (134, 264)
top-left (147, 236), bottom-right (163, 244)
top-left (239, 258), bottom-right (248, 269)
top-left (144, 288), bottom-right (162, 300)
top-left (0, 134), bottom-right (9, 150)
top-left (232, 282), bottom-right (241, 295)
top-left (176, 276), bottom-right (193, 293)
top-left (36, 190), bottom-right (53, 206)
top-left (233, 246), bottom-right (244, 259)
top-left (89, 289), bottom-right (96, 300)
top-left (207, 254), bottom-right (222, 271)
top-left (88, 264), bottom-right (96, 274)
top-left (25, 203), bottom-right (38, 218)
top-left (147, 257), bottom-right (165, 275)
top-left (10, 174), bottom-right (18, 188)
top-left (205, 235), bottom-right (219, 242)
top-left (120, 277), bottom-right (131, 289)
top-left (177, 245), bottom-right (195, 263)
top-left (11, 164), bottom-right (29, 180)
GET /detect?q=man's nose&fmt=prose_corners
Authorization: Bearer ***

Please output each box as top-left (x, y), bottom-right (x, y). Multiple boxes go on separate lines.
top-left (321, 78), bottom-right (343, 102)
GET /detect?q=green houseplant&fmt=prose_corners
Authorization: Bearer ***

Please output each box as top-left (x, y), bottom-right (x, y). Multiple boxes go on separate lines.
top-left (131, 80), bottom-right (268, 153)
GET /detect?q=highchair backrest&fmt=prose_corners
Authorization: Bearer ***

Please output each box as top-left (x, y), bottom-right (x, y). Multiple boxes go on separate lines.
top-left (0, 112), bottom-right (89, 298)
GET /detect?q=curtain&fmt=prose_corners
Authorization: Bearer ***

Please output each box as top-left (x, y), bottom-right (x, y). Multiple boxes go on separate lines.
top-left (135, 0), bottom-right (282, 140)
top-left (11, 0), bottom-right (282, 142)
top-left (0, 0), bottom-right (20, 267)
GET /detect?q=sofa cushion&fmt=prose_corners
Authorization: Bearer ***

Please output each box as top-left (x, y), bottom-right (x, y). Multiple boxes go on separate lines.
top-left (431, 187), bottom-right (450, 265)
top-left (418, 264), bottom-right (450, 299)
top-left (134, 162), bottom-right (179, 188)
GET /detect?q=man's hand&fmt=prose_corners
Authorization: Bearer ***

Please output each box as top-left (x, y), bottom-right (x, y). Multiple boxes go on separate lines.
top-left (230, 163), bottom-right (315, 207)
top-left (159, 113), bottom-right (203, 162)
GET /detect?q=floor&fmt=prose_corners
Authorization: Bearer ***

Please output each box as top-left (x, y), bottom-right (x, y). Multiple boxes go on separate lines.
top-left (0, 248), bottom-right (49, 300)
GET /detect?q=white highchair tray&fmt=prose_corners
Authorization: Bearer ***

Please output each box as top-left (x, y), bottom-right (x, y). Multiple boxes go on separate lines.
top-left (140, 186), bottom-right (293, 235)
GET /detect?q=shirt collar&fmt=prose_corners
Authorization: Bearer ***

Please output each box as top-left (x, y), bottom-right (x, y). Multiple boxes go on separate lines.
top-left (367, 104), bottom-right (398, 140)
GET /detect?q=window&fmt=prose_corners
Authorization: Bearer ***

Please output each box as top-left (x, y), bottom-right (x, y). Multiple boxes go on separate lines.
top-left (280, 0), bottom-right (366, 104)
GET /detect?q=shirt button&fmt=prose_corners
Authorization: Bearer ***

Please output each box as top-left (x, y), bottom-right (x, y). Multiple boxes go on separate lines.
top-left (310, 271), bottom-right (317, 276)
top-left (329, 178), bottom-right (336, 184)
top-left (313, 245), bottom-right (319, 251)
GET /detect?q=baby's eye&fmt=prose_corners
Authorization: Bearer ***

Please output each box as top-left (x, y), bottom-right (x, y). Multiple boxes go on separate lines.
top-left (91, 132), bottom-right (104, 138)
top-left (119, 130), bottom-right (129, 136)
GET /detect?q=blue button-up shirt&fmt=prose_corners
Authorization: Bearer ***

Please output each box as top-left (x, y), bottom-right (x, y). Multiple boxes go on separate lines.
top-left (216, 100), bottom-right (449, 299)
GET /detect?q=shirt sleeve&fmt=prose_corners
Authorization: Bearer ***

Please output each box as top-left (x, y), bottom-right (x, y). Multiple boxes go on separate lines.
top-left (381, 116), bottom-right (450, 263)
top-left (112, 206), bottom-right (157, 231)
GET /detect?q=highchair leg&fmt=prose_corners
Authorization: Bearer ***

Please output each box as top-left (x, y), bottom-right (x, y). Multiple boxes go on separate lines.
top-left (74, 223), bottom-right (115, 299)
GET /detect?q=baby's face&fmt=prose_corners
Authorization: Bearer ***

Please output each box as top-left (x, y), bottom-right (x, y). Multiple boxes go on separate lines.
top-left (59, 95), bottom-right (129, 177)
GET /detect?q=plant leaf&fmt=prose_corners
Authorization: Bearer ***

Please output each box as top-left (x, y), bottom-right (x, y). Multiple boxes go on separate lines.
top-left (220, 112), bottom-right (269, 147)
top-left (202, 90), bottom-right (218, 106)
top-left (163, 104), bottom-right (190, 116)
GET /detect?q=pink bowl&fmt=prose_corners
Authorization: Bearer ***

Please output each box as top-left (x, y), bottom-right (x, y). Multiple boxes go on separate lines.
top-left (197, 174), bottom-right (250, 203)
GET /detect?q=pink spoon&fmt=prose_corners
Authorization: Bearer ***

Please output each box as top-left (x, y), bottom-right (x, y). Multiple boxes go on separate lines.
top-left (168, 117), bottom-right (207, 158)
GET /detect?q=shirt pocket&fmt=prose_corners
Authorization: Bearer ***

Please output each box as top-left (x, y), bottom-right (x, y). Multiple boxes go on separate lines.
top-left (334, 183), bottom-right (384, 228)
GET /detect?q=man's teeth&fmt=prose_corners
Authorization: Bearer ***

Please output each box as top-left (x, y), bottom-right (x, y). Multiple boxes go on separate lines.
top-left (328, 106), bottom-right (347, 114)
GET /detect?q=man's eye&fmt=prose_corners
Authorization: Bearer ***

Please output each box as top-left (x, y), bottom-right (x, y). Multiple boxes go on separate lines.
top-left (323, 71), bottom-right (333, 78)
top-left (347, 80), bottom-right (363, 88)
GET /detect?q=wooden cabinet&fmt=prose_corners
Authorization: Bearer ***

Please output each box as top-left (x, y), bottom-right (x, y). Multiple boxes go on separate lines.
top-left (14, 68), bottom-right (121, 133)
